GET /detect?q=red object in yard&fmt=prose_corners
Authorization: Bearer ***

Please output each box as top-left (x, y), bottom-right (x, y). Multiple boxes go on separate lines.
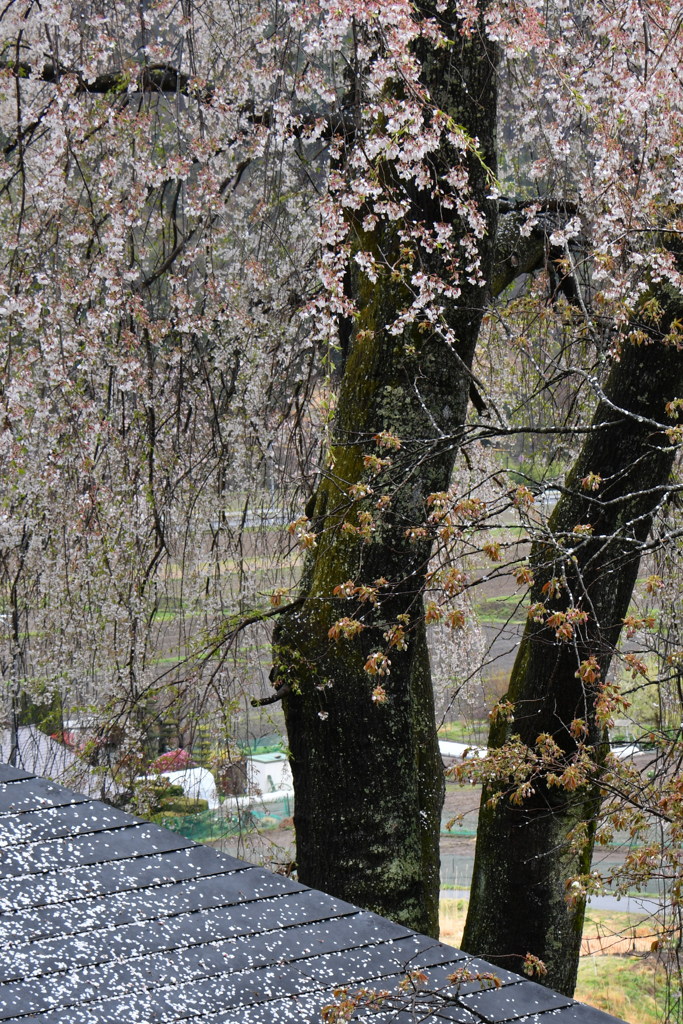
top-left (50, 731), bottom-right (77, 748)
top-left (150, 749), bottom-right (193, 773)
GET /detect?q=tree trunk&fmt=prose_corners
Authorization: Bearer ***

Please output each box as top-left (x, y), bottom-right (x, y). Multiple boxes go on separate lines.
top-left (462, 319), bottom-right (683, 992)
top-left (275, 4), bottom-right (497, 937)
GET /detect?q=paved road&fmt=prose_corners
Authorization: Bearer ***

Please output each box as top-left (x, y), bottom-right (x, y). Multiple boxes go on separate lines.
top-left (441, 888), bottom-right (663, 914)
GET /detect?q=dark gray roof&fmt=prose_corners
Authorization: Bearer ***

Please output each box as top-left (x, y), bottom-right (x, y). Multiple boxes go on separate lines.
top-left (0, 763), bottom-right (625, 1024)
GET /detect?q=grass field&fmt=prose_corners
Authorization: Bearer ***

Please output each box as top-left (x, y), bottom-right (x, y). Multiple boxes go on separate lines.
top-left (439, 900), bottom-right (675, 1024)
top-left (575, 954), bottom-right (671, 1024)
top-left (437, 721), bottom-right (489, 744)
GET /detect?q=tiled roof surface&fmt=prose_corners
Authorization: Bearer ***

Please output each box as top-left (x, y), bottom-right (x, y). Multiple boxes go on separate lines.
top-left (0, 763), bottom-right (626, 1024)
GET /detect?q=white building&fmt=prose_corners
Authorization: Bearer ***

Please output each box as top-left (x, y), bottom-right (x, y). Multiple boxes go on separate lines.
top-left (247, 751), bottom-right (292, 794)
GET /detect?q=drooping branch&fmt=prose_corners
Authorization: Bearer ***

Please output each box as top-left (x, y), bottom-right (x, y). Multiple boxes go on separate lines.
top-left (0, 59), bottom-right (206, 98)
top-left (0, 57), bottom-right (359, 142)
top-left (199, 597), bottom-right (305, 665)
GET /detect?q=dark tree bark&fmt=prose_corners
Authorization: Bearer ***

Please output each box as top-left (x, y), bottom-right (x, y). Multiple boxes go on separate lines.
top-left (274, 4), bottom-right (498, 937)
top-left (462, 303), bottom-right (683, 993)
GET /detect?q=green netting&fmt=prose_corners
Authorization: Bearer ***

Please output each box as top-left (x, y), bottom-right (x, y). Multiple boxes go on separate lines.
top-left (157, 794), bottom-right (294, 842)
top-left (158, 801), bottom-right (470, 844)
top-left (238, 734), bottom-right (285, 756)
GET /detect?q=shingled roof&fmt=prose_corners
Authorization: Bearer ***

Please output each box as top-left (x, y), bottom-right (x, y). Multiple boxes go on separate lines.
top-left (0, 763), bottom-right (626, 1024)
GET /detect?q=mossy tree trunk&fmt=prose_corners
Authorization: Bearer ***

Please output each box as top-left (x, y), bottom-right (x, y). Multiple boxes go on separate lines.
top-left (462, 316), bottom-right (683, 993)
top-left (274, 4), bottom-right (497, 937)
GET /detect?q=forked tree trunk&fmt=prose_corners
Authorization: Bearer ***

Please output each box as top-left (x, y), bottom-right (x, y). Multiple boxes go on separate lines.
top-left (462, 322), bottom-right (683, 993)
top-left (275, 4), bottom-right (497, 937)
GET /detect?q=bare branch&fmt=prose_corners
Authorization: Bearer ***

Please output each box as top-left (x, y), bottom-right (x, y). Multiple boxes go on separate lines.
top-left (250, 683), bottom-right (292, 707)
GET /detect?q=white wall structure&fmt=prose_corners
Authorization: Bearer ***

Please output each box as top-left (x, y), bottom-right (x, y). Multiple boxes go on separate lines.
top-left (246, 752), bottom-right (292, 795)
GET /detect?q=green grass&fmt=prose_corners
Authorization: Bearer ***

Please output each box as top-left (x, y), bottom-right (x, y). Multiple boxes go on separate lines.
top-left (475, 592), bottom-right (526, 624)
top-left (438, 721), bottom-right (488, 744)
top-left (575, 955), bottom-right (671, 1024)
top-left (439, 901), bottom-right (675, 1024)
